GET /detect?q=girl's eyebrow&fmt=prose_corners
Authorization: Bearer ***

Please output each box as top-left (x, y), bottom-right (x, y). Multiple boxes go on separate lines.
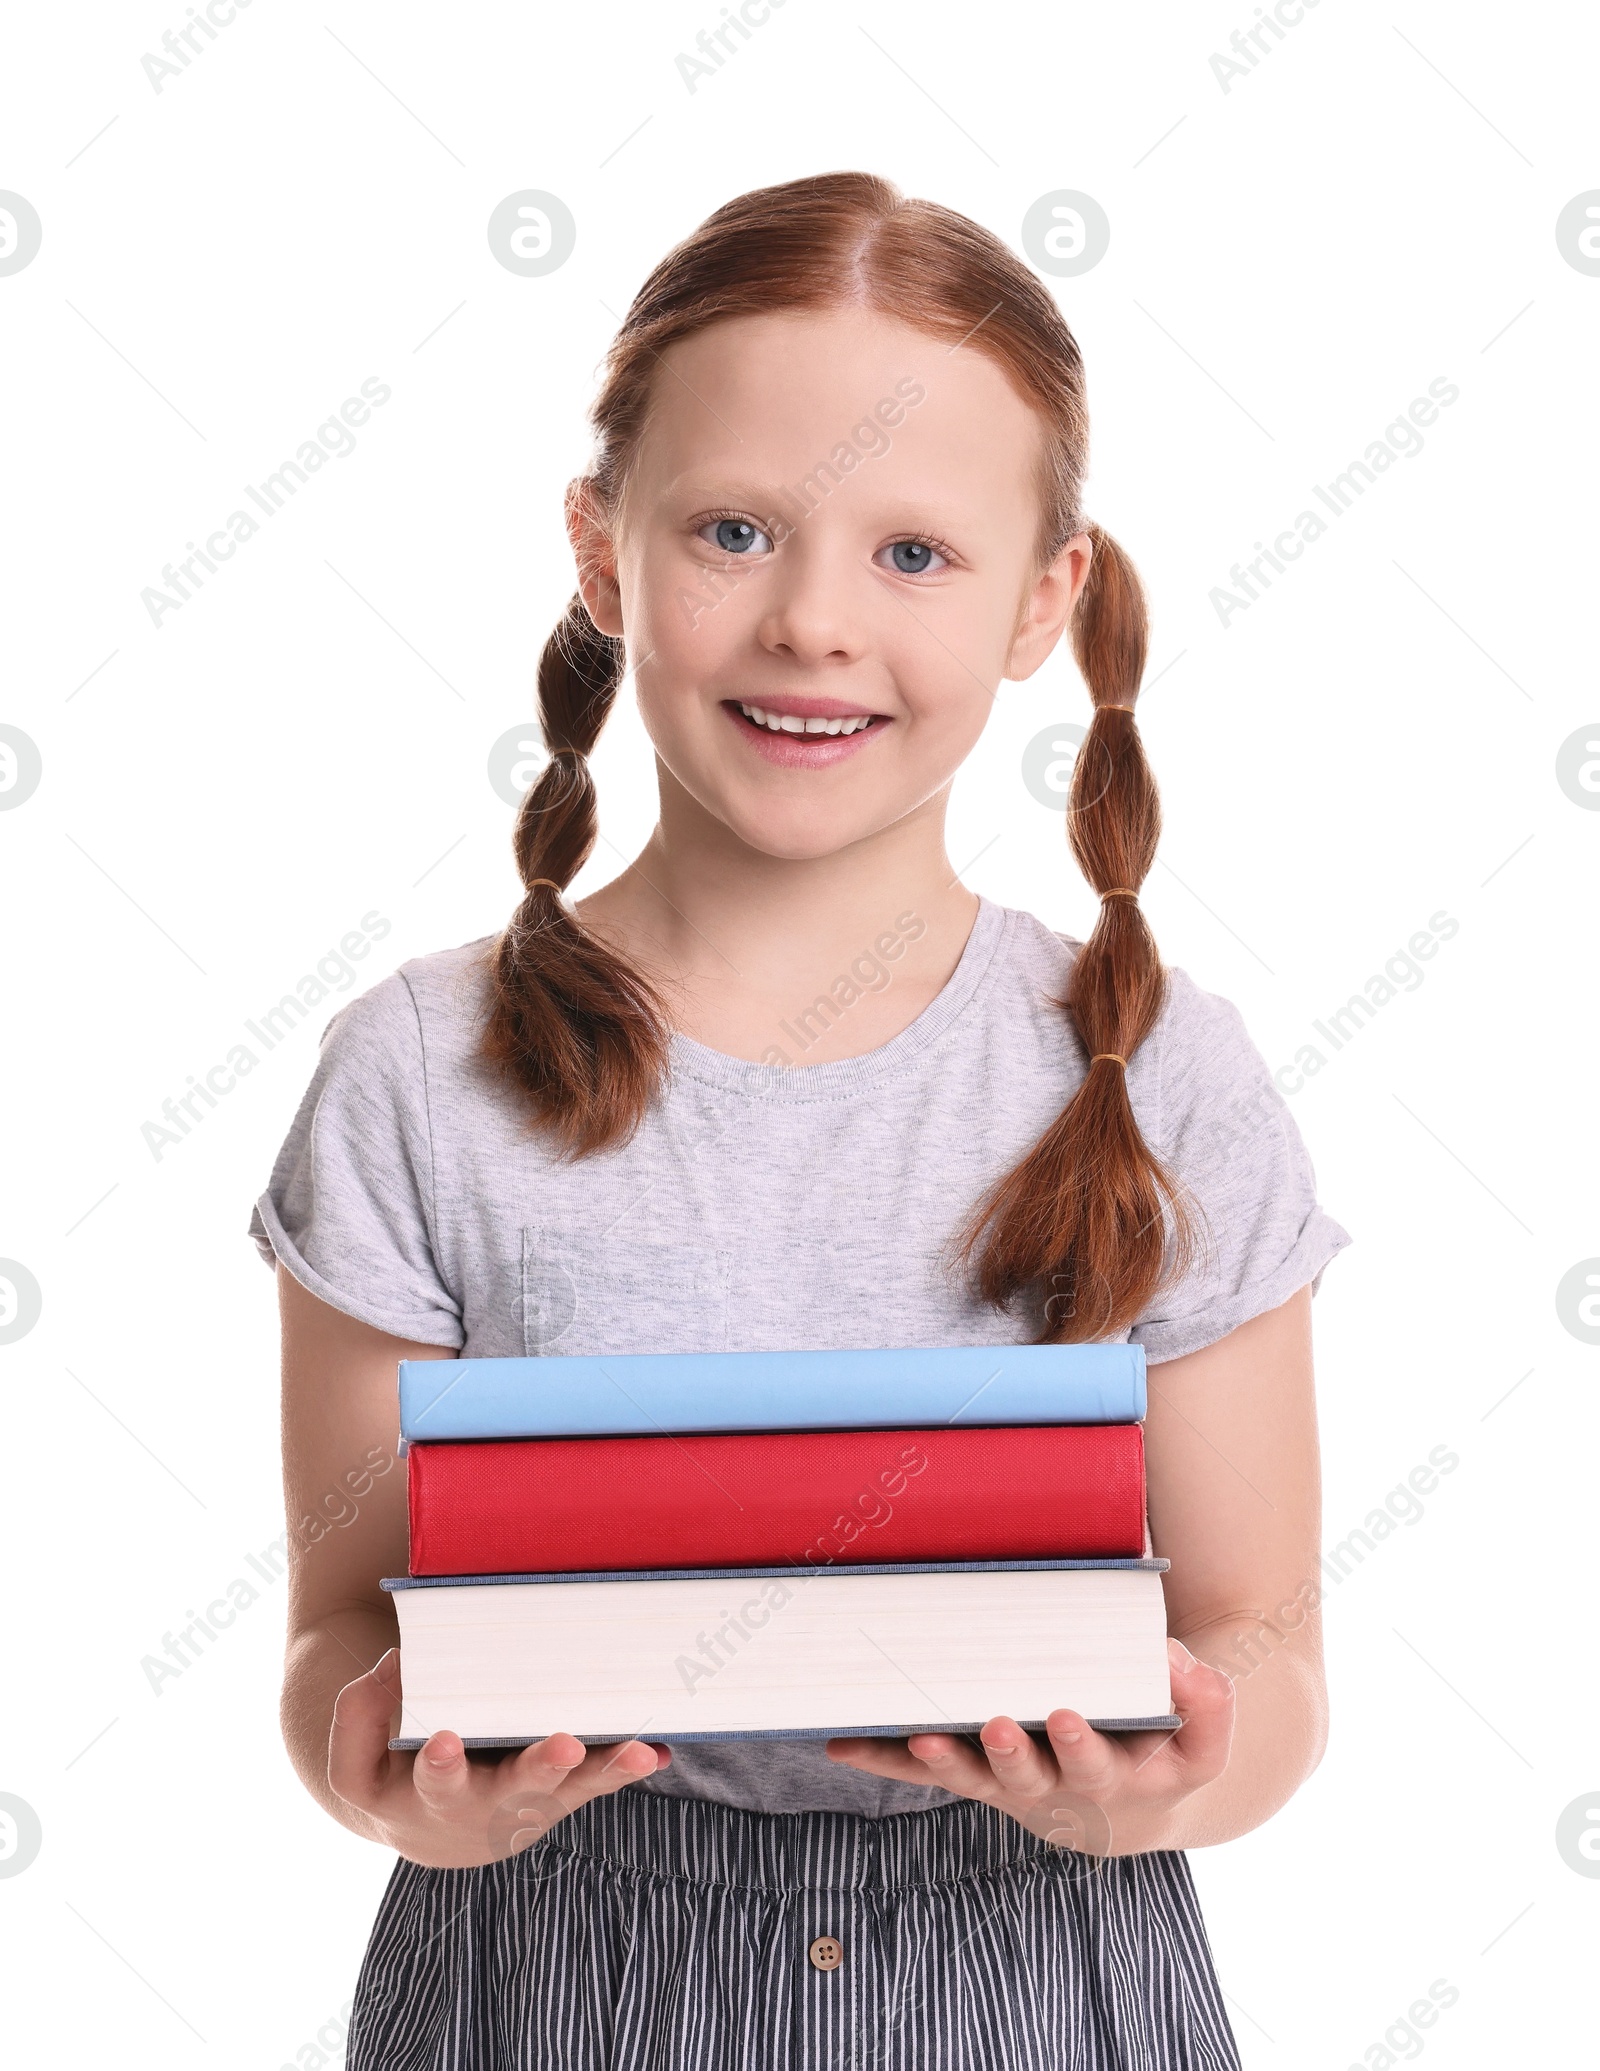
top-left (654, 475), bottom-right (805, 506)
top-left (657, 476), bottom-right (980, 536)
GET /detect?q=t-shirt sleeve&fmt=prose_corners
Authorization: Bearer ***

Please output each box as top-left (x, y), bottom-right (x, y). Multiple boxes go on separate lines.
top-left (1130, 964), bottom-right (1352, 1365)
top-left (245, 969), bottom-right (464, 1346)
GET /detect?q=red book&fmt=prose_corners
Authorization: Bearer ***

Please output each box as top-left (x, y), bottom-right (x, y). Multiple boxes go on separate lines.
top-left (407, 1424), bottom-right (1145, 1576)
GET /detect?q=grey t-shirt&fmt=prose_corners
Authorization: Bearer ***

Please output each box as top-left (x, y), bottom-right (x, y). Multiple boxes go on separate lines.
top-left (248, 896), bottom-right (1351, 1816)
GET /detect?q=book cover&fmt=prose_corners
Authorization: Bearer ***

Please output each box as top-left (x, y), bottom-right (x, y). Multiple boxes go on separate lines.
top-left (406, 1423), bottom-right (1146, 1575)
top-left (398, 1341), bottom-right (1146, 1445)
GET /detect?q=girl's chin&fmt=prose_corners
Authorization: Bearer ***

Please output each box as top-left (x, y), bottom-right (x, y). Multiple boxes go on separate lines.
top-left (709, 799), bottom-right (896, 863)
top-left (727, 828), bottom-right (873, 864)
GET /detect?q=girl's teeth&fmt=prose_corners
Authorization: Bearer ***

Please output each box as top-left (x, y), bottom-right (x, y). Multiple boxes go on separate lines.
top-left (737, 703), bottom-right (872, 737)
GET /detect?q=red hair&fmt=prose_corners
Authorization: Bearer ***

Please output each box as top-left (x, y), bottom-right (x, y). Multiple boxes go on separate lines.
top-left (479, 172), bottom-right (1198, 1343)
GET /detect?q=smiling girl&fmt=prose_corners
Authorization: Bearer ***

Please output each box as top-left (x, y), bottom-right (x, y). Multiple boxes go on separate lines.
top-left (253, 172), bottom-right (1351, 2069)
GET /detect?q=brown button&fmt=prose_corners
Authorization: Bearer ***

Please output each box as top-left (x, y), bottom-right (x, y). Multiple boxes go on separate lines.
top-left (808, 1935), bottom-right (843, 1972)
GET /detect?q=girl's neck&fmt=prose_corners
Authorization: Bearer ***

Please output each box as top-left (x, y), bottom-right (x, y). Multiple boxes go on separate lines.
top-left (576, 777), bottom-right (981, 1068)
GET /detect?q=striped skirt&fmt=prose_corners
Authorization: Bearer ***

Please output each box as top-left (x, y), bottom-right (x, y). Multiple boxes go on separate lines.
top-left (346, 1790), bottom-right (1240, 2069)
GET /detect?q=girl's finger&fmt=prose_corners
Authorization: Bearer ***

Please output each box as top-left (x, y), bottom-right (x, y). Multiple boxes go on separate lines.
top-left (412, 1730), bottom-right (473, 1811)
top-left (492, 1731), bottom-right (590, 1807)
top-left (560, 1739), bottom-right (661, 1808)
top-left (478, 1741), bottom-right (668, 1856)
top-left (327, 1649), bottom-right (403, 1808)
top-left (900, 1733), bottom-right (1008, 1801)
top-left (824, 1737), bottom-right (934, 1785)
top-left (827, 1733), bottom-right (1001, 1798)
top-left (476, 1736), bottom-right (591, 1858)
top-left (977, 1717), bottom-right (1058, 1799)
top-left (1042, 1712), bottom-right (1123, 1797)
top-left (1162, 1643), bottom-right (1236, 1784)
top-left (826, 1735), bottom-right (979, 1792)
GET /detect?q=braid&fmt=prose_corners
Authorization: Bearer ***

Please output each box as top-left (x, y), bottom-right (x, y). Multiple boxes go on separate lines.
top-left (960, 525), bottom-right (1200, 1342)
top-left (479, 590), bottom-right (671, 1155)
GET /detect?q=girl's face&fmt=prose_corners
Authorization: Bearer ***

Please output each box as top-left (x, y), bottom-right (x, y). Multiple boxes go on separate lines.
top-left (574, 306), bottom-right (1088, 862)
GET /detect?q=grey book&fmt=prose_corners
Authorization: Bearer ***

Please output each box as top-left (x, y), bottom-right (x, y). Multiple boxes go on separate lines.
top-left (382, 1558), bottom-right (1180, 1748)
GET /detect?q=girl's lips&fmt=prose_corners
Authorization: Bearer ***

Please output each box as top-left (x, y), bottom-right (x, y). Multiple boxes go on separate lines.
top-left (722, 701), bottom-right (887, 767)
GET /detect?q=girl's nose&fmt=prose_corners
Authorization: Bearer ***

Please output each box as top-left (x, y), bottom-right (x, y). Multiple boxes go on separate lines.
top-left (755, 545), bottom-right (866, 668)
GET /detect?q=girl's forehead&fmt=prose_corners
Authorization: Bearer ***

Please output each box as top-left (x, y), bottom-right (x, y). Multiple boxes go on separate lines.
top-left (658, 305), bottom-right (978, 397)
top-left (628, 309), bottom-right (1044, 489)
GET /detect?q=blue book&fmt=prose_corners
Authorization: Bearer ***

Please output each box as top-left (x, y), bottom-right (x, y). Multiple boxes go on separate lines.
top-left (398, 1341), bottom-right (1144, 1445)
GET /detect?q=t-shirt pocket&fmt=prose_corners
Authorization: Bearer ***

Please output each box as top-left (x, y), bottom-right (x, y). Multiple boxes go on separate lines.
top-left (520, 1225), bottom-right (731, 1358)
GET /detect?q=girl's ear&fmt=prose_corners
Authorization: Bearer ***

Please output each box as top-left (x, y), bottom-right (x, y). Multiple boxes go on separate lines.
top-left (565, 477), bottom-right (625, 637)
top-left (1005, 532), bottom-right (1093, 682)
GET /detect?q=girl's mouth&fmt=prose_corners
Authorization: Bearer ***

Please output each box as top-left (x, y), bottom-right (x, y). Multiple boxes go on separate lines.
top-left (723, 698), bottom-right (888, 766)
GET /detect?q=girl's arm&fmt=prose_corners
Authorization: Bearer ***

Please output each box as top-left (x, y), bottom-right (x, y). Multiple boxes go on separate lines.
top-left (828, 1284), bottom-right (1327, 1853)
top-left (277, 1260), bottom-right (435, 1839)
top-left (1138, 1276), bottom-right (1327, 1846)
top-left (278, 1267), bottom-right (668, 1864)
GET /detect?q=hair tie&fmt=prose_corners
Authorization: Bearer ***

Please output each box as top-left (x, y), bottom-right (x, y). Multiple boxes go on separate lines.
top-left (526, 878), bottom-right (566, 896)
top-left (1098, 704), bottom-right (1137, 715)
top-left (1100, 887), bottom-right (1139, 902)
top-left (1091, 1053), bottom-right (1129, 1068)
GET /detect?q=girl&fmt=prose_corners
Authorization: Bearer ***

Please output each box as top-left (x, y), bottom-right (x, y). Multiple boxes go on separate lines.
top-left (253, 172), bottom-right (1350, 2069)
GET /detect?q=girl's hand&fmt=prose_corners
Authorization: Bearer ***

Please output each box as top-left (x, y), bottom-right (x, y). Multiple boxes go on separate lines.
top-left (825, 1639), bottom-right (1235, 1856)
top-left (329, 1649), bottom-right (670, 1868)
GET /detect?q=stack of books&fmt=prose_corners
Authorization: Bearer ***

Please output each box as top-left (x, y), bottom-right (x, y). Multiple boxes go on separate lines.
top-left (383, 1345), bottom-right (1179, 1749)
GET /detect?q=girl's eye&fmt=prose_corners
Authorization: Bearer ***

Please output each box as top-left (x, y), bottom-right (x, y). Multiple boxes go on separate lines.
top-left (699, 517), bottom-right (772, 556)
top-left (876, 539), bottom-right (948, 576)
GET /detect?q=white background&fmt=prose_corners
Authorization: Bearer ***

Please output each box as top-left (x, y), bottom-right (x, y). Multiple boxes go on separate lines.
top-left (2, 0), bottom-right (1597, 2063)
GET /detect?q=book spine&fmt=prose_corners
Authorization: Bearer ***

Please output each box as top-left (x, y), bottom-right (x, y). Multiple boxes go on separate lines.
top-left (407, 1425), bottom-right (1146, 1576)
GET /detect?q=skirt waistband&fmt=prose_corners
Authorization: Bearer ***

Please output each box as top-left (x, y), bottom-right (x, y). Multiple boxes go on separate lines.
top-left (528, 1789), bottom-right (1072, 1894)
